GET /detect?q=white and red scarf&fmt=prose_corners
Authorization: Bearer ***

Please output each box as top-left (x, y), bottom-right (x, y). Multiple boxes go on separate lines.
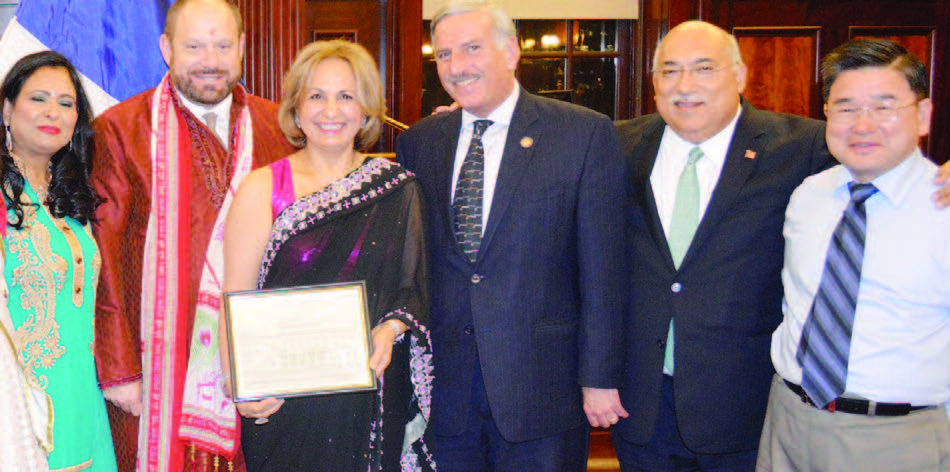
top-left (138, 75), bottom-right (253, 471)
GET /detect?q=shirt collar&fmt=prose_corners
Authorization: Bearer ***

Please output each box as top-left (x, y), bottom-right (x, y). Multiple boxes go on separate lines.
top-left (175, 88), bottom-right (233, 123)
top-left (663, 103), bottom-right (742, 166)
top-left (461, 78), bottom-right (520, 130)
top-left (833, 148), bottom-right (924, 206)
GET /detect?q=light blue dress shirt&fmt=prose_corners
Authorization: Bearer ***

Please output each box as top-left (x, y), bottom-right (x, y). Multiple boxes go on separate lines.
top-left (772, 149), bottom-right (950, 407)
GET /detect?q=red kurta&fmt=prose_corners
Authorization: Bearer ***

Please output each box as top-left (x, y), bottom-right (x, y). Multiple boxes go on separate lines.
top-left (91, 85), bottom-right (295, 472)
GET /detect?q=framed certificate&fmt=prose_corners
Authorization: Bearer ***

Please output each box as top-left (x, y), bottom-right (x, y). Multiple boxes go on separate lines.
top-left (222, 281), bottom-right (377, 402)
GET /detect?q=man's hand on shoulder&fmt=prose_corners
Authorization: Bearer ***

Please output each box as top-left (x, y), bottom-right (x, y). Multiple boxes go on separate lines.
top-left (103, 379), bottom-right (143, 416)
top-left (431, 102), bottom-right (460, 115)
top-left (582, 387), bottom-right (629, 428)
top-left (933, 161), bottom-right (950, 208)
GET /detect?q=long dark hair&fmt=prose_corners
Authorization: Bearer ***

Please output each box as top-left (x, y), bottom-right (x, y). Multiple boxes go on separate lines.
top-left (0, 50), bottom-right (100, 229)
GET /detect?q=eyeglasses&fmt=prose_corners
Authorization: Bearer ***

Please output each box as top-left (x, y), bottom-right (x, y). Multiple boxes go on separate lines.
top-left (653, 64), bottom-right (731, 82)
top-left (825, 102), bottom-right (918, 124)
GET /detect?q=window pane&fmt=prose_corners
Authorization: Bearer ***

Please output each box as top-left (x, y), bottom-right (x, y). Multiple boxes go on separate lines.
top-left (572, 57), bottom-right (616, 118)
top-left (519, 20), bottom-right (567, 52)
top-left (573, 20), bottom-right (618, 52)
top-left (519, 58), bottom-right (567, 95)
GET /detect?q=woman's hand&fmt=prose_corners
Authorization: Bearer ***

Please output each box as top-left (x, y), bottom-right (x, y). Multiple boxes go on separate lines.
top-left (235, 397), bottom-right (285, 422)
top-left (369, 319), bottom-right (406, 377)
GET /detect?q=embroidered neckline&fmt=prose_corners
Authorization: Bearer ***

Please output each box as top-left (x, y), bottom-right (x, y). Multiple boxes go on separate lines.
top-left (257, 158), bottom-right (413, 286)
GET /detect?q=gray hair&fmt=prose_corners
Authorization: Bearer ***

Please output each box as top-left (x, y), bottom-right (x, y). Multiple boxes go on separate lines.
top-left (652, 20), bottom-right (744, 73)
top-left (430, 0), bottom-right (517, 50)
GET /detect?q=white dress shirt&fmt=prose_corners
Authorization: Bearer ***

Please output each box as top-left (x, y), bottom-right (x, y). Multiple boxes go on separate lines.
top-left (772, 149), bottom-right (950, 406)
top-left (450, 80), bottom-right (520, 235)
top-left (650, 105), bottom-right (741, 237)
top-left (176, 89), bottom-right (232, 148)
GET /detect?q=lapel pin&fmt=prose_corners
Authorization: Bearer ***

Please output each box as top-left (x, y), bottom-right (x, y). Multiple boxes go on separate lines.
top-left (520, 136), bottom-right (534, 148)
top-left (744, 150), bottom-right (757, 160)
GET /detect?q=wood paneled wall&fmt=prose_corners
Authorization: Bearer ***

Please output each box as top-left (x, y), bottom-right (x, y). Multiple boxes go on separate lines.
top-left (237, 0), bottom-right (302, 103)
top-left (734, 27), bottom-right (820, 118)
top-left (238, 0), bottom-right (948, 160)
top-left (237, 0), bottom-right (422, 151)
top-left (638, 0), bottom-right (949, 161)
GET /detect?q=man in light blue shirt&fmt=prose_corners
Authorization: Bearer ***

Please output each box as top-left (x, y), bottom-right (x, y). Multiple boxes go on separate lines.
top-left (759, 38), bottom-right (950, 471)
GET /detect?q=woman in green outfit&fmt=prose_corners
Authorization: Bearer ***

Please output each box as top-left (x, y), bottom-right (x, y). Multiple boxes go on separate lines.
top-left (1, 51), bottom-right (116, 471)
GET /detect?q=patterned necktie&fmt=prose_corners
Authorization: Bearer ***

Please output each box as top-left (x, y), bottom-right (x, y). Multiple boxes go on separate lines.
top-left (664, 146), bottom-right (704, 374)
top-left (797, 182), bottom-right (878, 408)
top-left (453, 119), bottom-right (493, 262)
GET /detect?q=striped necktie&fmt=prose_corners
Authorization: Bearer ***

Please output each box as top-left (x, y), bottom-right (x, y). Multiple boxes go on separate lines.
top-left (453, 119), bottom-right (493, 262)
top-left (797, 182), bottom-right (878, 408)
top-left (664, 146), bottom-right (703, 374)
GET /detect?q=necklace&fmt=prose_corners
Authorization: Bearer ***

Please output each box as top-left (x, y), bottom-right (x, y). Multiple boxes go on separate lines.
top-left (9, 153), bottom-right (52, 203)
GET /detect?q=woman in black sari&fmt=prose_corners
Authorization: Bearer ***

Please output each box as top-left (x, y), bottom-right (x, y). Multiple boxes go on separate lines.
top-left (221, 40), bottom-right (434, 471)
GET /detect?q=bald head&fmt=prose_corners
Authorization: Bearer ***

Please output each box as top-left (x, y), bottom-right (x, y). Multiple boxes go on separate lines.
top-left (654, 21), bottom-right (742, 72)
top-left (652, 20), bottom-right (748, 143)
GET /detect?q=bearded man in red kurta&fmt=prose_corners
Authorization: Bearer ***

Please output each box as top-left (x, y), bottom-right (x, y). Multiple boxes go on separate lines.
top-left (90, 1), bottom-right (295, 470)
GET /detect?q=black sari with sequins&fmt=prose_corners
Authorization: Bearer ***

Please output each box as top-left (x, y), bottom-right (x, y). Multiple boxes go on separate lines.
top-left (240, 158), bottom-right (436, 472)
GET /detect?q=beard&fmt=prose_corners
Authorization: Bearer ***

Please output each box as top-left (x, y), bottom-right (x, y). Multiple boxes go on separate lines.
top-left (171, 67), bottom-right (241, 106)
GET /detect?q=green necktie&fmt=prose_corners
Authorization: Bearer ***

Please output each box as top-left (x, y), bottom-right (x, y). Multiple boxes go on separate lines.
top-left (664, 146), bottom-right (703, 374)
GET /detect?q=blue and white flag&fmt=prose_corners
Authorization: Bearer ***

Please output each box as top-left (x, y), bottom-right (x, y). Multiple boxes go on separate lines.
top-left (0, 0), bottom-right (174, 116)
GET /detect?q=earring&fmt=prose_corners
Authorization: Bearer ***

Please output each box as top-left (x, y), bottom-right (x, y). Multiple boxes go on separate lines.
top-left (361, 116), bottom-right (369, 128)
top-left (294, 115), bottom-right (301, 129)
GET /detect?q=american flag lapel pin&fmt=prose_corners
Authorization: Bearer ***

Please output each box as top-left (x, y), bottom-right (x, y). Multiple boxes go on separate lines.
top-left (520, 136), bottom-right (534, 148)
top-left (744, 150), bottom-right (757, 160)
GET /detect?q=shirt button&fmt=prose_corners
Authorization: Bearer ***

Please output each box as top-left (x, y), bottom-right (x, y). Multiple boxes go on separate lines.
top-left (464, 325), bottom-right (475, 335)
top-left (471, 274), bottom-right (481, 284)
top-left (671, 282), bottom-right (682, 293)
top-left (657, 338), bottom-right (666, 348)
top-left (74, 286), bottom-right (82, 294)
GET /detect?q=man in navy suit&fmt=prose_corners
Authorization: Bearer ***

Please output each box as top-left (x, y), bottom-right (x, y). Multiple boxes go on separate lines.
top-left (397, 0), bottom-right (627, 469)
top-left (612, 21), bottom-right (950, 471)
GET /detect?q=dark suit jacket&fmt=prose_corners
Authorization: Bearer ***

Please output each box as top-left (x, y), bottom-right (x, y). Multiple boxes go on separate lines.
top-left (397, 90), bottom-right (626, 442)
top-left (614, 100), bottom-right (833, 453)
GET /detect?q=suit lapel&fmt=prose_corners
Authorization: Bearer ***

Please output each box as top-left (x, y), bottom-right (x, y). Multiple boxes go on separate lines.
top-left (682, 102), bottom-right (766, 268)
top-left (631, 118), bottom-right (674, 269)
top-left (435, 111), bottom-right (464, 255)
top-left (479, 91), bottom-right (538, 255)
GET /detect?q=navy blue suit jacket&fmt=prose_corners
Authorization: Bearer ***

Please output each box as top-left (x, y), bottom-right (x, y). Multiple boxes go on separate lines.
top-left (397, 90), bottom-right (626, 442)
top-left (614, 101), bottom-right (833, 453)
